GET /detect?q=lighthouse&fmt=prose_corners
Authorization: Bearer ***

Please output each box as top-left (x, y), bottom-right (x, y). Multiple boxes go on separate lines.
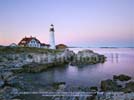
top-left (49, 24), bottom-right (56, 49)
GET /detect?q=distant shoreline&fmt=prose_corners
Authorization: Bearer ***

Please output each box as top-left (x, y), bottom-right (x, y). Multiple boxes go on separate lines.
top-left (0, 45), bottom-right (134, 49)
top-left (68, 46), bottom-right (134, 48)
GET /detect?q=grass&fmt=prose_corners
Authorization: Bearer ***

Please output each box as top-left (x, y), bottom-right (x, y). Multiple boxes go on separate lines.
top-left (0, 46), bottom-right (62, 54)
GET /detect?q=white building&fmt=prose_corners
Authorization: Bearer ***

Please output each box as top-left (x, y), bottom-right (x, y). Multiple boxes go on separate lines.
top-left (9, 43), bottom-right (18, 47)
top-left (18, 36), bottom-right (50, 48)
top-left (40, 43), bottom-right (50, 48)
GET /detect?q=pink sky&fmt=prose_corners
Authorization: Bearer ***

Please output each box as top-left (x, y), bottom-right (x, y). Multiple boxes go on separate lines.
top-left (0, 0), bottom-right (133, 47)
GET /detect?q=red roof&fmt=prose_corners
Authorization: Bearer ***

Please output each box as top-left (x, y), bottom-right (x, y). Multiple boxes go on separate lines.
top-left (56, 44), bottom-right (67, 47)
top-left (18, 37), bottom-right (41, 46)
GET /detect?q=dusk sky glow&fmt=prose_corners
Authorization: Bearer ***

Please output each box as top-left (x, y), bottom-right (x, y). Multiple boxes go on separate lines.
top-left (0, 0), bottom-right (134, 47)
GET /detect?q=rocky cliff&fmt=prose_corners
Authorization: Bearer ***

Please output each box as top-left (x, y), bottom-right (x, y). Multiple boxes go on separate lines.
top-left (0, 47), bottom-right (105, 73)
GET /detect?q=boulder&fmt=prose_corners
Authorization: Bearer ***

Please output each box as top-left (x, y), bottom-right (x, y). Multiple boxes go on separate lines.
top-left (124, 81), bottom-right (134, 92)
top-left (113, 74), bottom-right (131, 81)
top-left (52, 82), bottom-right (66, 90)
top-left (90, 86), bottom-right (98, 92)
top-left (100, 79), bottom-right (121, 91)
top-left (0, 86), bottom-right (19, 99)
top-left (6, 75), bottom-right (20, 86)
top-left (0, 80), bottom-right (4, 88)
top-left (1, 71), bottom-right (13, 80)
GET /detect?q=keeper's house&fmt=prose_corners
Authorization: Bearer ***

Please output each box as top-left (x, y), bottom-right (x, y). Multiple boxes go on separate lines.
top-left (18, 36), bottom-right (50, 48)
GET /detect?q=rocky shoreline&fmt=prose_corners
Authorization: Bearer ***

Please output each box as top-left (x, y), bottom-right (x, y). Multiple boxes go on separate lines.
top-left (0, 47), bottom-right (106, 73)
top-left (0, 47), bottom-right (107, 99)
top-left (1, 47), bottom-right (134, 100)
top-left (0, 73), bottom-right (132, 100)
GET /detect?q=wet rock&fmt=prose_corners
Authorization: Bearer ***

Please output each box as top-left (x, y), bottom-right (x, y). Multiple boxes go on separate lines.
top-left (113, 74), bottom-right (131, 81)
top-left (124, 81), bottom-right (134, 92)
top-left (57, 84), bottom-right (66, 92)
top-left (86, 93), bottom-right (97, 100)
top-left (100, 79), bottom-right (121, 91)
top-left (0, 86), bottom-right (19, 100)
top-left (6, 75), bottom-right (21, 86)
top-left (90, 86), bottom-right (98, 92)
top-left (0, 80), bottom-right (4, 88)
top-left (52, 82), bottom-right (66, 90)
top-left (1, 71), bottom-right (13, 80)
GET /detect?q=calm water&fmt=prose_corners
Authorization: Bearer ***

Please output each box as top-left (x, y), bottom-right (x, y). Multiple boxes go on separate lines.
top-left (21, 48), bottom-right (134, 88)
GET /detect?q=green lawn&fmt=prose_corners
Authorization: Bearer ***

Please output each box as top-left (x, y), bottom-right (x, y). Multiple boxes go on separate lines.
top-left (0, 46), bottom-right (62, 54)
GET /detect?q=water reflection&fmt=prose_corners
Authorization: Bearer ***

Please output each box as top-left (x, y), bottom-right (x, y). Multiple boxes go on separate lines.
top-left (111, 53), bottom-right (119, 63)
top-left (21, 48), bottom-right (134, 88)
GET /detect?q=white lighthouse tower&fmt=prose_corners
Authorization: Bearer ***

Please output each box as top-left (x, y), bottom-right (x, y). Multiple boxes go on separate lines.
top-left (49, 24), bottom-right (56, 49)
